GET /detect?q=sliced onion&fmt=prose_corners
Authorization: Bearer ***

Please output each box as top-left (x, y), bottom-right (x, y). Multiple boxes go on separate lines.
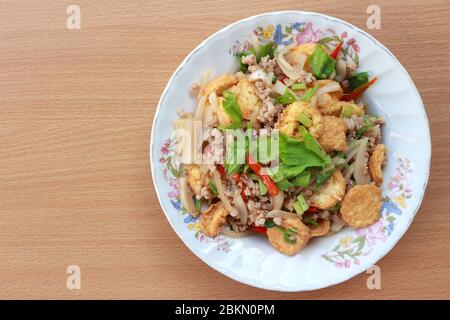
top-left (343, 162), bottom-right (355, 184)
top-left (345, 139), bottom-right (363, 162)
top-left (275, 45), bottom-right (306, 80)
top-left (221, 227), bottom-right (251, 238)
top-left (335, 59), bottom-right (347, 82)
top-left (212, 171), bottom-right (234, 213)
top-left (316, 81), bottom-right (342, 97)
top-left (233, 190), bottom-right (248, 224)
top-left (266, 210), bottom-right (298, 218)
top-left (273, 80), bottom-right (300, 100)
top-left (248, 70), bottom-right (274, 84)
top-left (353, 137), bottom-right (371, 185)
top-left (179, 177), bottom-right (198, 216)
top-left (270, 192), bottom-right (285, 210)
top-left (331, 156), bottom-right (347, 168)
top-left (194, 95), bottom-right (207, 121)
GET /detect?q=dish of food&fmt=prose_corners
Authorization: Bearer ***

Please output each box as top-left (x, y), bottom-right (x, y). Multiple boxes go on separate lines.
top-left (173, 35), bottom-right (386, 256)
top-left (151, 11), bottom-right (430, 291)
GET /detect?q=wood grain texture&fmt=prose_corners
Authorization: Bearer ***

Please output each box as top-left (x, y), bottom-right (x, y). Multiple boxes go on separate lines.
top-left (0, 0), bottom-right (449, 299)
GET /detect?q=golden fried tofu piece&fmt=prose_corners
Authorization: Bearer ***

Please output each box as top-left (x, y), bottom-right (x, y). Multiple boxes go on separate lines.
top-left (204, 74), bottom-right (238, 97)
top-left (275, 101), bottom-right (323, 139)
top-left (184, 164), bottom-right (210, 195)
top-left (309, 170), bottom-right (346, 210)
top-left (286, 43), bottom-right (319, 72)
top-left (309, 219), bottom-right (331, 237)
top-left (341, 184), bottom-right (382, 228)
top-left (236, 79), bottom-right (262, 120)
top-left (317, 116), bottom-right (348, 152)
top-left (267, 216), bottom-right (310, 256)
top-left (369, 144), bottom-right (387, 186)
top-left (314, 80), bottom-right (344, 116)
top-left (200, 202), bottom-right (229, 237)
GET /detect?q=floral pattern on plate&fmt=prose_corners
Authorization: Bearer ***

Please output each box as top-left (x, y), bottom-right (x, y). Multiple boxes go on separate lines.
top-left (160, 136), bottom-right (413, 265)
top-left (322, 154), bottom-right (412, 267)
top-left (228, 22), bottom-right (360, 66)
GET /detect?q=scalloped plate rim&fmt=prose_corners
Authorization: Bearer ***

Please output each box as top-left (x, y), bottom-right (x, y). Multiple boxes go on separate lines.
top-left (149, 10), bottom-right (431, 292)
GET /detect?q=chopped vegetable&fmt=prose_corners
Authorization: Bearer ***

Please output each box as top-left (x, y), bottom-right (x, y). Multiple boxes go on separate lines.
top-left (275, 88), bottom-right (298, 104)
top-left (349, 71), bottom-right (369, 90)
top-left (256, 41), bottom-right (275, 60)
top-left (222, 90), bottom-right (243, 124)
top-left (258, 177), bottom-right (268, 195)
top-left (291, 83), bottom-right (307, 90)
top-left (296, 112), bottom-right (312, 127)
top-left (215, 164), bottom-right (226, 178)
top-left (315, 164), bottom-right (336, 188)
top-left (208, 181), bottom-right (218, 196)
top-left (264, 220), bottom-right (276, 228)
top-left (355, 115), bottom-right (375, 139)
top-left (247, 157), bottom-right (280, 196)
top-left (275, 226), bottom-right (297, 244)
top-left (250, 224), bottom-right (267, 234)
top-left (301, 84), bottom-right (320, 102)
top-left (299, 126), bottom-right (330, 163)
top-left (303, 217), bottom-right (319, 226)
top-left (291, 170), bottom-right (311, 187)
top-left (194, 198), bottom-right (202, 211)
top-left (340, 104), bottom-right (356, 118)
top-left (279, 133), bottom-right (328, 167)
top-left (341, 77), bottom-right (378, 102)
top-left (236, 48), bottom-right (256, 72)
top-left (307, 45), bottom-right (336, 79)
top-left (330, 42), bottom-right (343, 59)
top-left (293, 194), bottom-right (309, 215)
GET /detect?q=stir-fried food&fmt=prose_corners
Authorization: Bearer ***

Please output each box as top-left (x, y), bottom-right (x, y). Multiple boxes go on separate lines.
top-left (172, 35), bottom-right (386, 256)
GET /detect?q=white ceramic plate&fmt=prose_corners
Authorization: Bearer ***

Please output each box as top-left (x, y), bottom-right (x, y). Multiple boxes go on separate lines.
top-left (150, 11), bottom-right (431, 291)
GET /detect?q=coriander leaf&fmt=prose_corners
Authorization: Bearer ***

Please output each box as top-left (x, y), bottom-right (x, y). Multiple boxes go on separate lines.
top-left (349, 71), bottom-right (369, 90)
top-left (307, 45), bottom-right (336, 79)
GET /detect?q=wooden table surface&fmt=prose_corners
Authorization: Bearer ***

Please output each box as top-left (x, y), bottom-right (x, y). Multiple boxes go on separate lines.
top-left (1, 0), bottom-right (449, 300)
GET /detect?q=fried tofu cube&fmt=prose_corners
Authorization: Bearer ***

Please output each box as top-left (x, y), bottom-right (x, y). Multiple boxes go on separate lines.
top-left (309, 219), bottom-right (331, 237)
top-left (317, 116), bottom-right (348, 152)
top-left (369, 144), bottom-right (387, 186)
top-left (275, 101), bottom-right (324, 139)
top-left (236, 79), bottom-right (262, 120)
top-left (266, 216), bottom-right (311, 256)
top-left (204, 74), bottom-right (238, 97)
top-left (184, 164), bottom-right (210, 195)
top-left (341, 184), bottom-right (382, 228)
top-left (199, 202), bottom-right (229, 237)
top-left (309, 170), bottom-right (346, 210)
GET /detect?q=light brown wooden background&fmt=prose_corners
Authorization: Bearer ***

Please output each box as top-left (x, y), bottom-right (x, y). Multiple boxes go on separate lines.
top-left (1, 0), bottom-right (449, 299)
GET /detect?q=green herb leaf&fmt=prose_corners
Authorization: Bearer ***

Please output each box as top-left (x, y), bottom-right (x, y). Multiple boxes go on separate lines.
top-left (258, 178), bottom-right (268, 195)
top-left (264, 220), bottom-right (276, 228)
top-left (222, 91), bottom-right (243, 125)
top-left (315, 164), bottom-right (336, 188)
top-left (299, 126), bottom-right (330, 163)
top-left (279, 133), bottom-right (327, 167)
top-left (291, 170), bottom-right (311, 187)
top-left (301, 84), bottom-right (320, 102)
top-left (256, 41), bottom-right (275, 60)
top-left (296, 112), bottom-right (312, 127)
top-left (291, 83), bottom-right (307, 90)
top-left (307, 45), bottom-right (336, 79)
top-left (208, 181), bottom-right (218, 196)
top-left (349, 71), bottom-right (369, 90)
top-left (194, 198), bottom-right (202, 211)
top-left (293, 194), bottom-right (309, 215)
top-left (275, 88), bottom-right (298, 104)
top-left (355, 115), bottom-right (375, 139)
top-left (303, 217), bottom-right (319, 226)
